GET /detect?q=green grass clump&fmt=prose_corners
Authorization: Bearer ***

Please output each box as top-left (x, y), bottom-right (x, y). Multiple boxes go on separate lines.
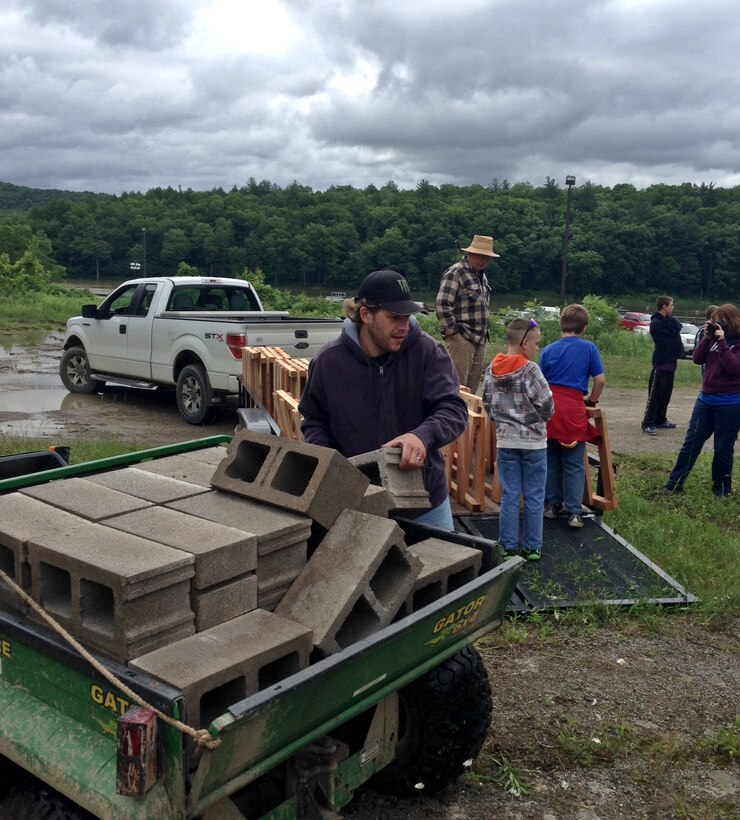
top-left (0, 290), bottom-right (94, 335)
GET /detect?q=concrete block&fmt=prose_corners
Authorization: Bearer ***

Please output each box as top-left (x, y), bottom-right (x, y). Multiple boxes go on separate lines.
top-left (211, 430), bottom-right (369, 529)
top-left (130, 610), bottom-right (312, 729)
top-left (0, 494), bottom-right (101, 613)
top-left (167, 492), bottom-right (311, 552)
top-left (257, 582), bottom-right (293, 612)
top-left (355, 484), bottom-right (390, 517)
top-left (179, 446), bottom-right (229, 465)
top-left (276, 510), bottom-right (421, 654)
top-left (136, 455), bottom-right (217, 487)
top-left (192, 574), bottom-right (257, 631)
top-left (396, 538), bottom-right (482, 619)
top-left (257, 541), bottom-right (307, 591)
top-left (87, 467), bottom-right (209, 504)
top-left (104, 507), bottom-right (257, 589)
top-left (349, 448), bottom-right (431, 511)
top-left (21, 477), bottom-right (153, 521)
top-left (25, 516), bottom-right (195, 661)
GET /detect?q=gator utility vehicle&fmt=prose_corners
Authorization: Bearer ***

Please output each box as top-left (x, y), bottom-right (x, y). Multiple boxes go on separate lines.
top-left (0, 441), bottom-right (520, 819)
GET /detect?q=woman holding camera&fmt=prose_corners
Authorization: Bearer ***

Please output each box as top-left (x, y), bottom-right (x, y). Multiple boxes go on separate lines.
top-left (659, 303), bottom-right (740, 498)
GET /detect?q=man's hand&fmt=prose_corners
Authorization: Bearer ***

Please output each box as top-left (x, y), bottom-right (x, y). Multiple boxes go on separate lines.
top-left (383, 433), bottom-right (426, 470)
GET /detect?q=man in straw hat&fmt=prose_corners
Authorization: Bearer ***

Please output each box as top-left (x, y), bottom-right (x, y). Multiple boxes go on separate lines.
top-left (436, 234), bottom-right (500, 391)
top-left (300, 270), bottom-right (467, 530)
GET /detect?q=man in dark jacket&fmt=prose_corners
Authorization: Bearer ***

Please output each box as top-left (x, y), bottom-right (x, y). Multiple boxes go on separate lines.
top-left (642, 295), bottom-right (684, 435)
top-left (299, 270), bottom-right (468, 530)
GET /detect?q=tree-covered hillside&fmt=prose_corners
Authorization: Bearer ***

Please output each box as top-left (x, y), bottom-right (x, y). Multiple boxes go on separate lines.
top-left (0, 181), bottom-right (109, 215)
top-left (1, 177), bottom-right (739, 301)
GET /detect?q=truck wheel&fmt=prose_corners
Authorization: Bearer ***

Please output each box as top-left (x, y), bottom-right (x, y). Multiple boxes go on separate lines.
top-left (372, 645), bottom-right (492, 796)
top-left (176, 364), bottom-right (218, 424)
top-left (59, 347), bottom-right (100, 394)
top-left (0, 780), bottom-right (94, 819)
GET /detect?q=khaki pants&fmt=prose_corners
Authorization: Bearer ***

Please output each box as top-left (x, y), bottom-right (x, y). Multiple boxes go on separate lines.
top-left (446, 334), bottom-right (486, 392)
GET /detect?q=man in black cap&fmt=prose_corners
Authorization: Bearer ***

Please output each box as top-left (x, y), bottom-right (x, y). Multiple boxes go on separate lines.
top-left (299, 270), bottom-right (468, 530)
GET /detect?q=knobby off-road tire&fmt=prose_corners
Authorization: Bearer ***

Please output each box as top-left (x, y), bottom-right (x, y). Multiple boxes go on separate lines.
top-left (372, 645), bottom-right (493, 796)
top-left (0, 780), bottom-right (94, 820)
top-left (59, 347), bottom-right (100, 394)
top-left (176, 363), bottom-right (219, 425)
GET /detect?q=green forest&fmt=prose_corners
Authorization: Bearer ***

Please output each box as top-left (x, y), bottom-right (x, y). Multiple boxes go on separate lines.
top-left (1, 177), bottom-right (738, 302)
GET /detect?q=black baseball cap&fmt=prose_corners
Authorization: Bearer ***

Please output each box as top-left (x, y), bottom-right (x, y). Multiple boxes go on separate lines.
top-left (356, 270), bottom-right (421, 316)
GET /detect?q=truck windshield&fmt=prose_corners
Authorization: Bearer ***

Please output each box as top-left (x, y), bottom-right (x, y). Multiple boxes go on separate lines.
top-left (168, 286), bottom-right (260, 311)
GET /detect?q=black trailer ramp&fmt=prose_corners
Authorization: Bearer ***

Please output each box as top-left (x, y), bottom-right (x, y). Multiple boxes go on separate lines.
top-left (455, 514), bottom-right (697, 612)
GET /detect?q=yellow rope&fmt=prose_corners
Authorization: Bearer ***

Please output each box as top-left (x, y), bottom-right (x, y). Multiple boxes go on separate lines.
top-left (0, 567), bottom-right (221, 751)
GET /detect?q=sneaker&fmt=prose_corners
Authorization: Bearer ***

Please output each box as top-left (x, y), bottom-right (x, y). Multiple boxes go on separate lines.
top-left (568, 514), bottom-right (584, 528)
top-left (544, 503), bottom-right (562, 519)
top-left (657, 421), bottom-right (677, 429)
top-left (656, 484), bottom-right (683, 496)
top-left (643, 426), bottom-right (658, 436)
top-left (498, 543), bottom-right (518, 558)
top-left (525, 548), bottom-right (541, 562)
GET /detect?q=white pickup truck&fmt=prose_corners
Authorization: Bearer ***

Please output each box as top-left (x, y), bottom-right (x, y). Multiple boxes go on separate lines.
top-left (60, 276), bottom-right (343, 424)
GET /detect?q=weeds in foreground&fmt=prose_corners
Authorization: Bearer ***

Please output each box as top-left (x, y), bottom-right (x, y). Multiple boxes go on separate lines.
top-left (466, 754), bottom-right (535, 797)
top-left (556, 716), bottom-right (631, 766)
top-left (700, 716), bottom-right (740, 763)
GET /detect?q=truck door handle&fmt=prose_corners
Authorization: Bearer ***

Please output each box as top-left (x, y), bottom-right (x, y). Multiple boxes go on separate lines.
top-left (294, 330), bottom-right (308, 338)
top-left (119, 325), bottom-right (127, 335)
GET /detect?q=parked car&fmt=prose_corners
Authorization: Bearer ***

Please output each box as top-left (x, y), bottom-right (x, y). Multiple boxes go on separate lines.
top-left (618, 311), bottom-right (651, 331)
top-left (680, 323), bottom-right (699, 357)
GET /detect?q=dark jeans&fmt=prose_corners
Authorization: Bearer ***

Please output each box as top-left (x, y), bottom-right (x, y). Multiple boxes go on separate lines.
top-left (666, 398), bottom-right (740, 496)
top-left (643, 368), bottom-right (675, 428)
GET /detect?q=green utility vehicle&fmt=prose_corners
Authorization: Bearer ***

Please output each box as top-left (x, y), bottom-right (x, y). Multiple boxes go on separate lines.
top-left (0, 439), bottom-right (521, 819)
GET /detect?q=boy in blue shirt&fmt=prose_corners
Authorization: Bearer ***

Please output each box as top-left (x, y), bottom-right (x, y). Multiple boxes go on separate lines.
top-left (539, 304), bottom-right (605, 528)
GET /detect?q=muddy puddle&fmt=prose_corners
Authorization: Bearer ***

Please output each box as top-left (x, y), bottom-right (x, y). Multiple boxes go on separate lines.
top-left (0, 329), bottom-right (237, 442)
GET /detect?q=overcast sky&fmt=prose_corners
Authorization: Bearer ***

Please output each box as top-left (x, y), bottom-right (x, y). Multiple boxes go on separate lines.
top-left (1, 0), bottom-right (738, 195)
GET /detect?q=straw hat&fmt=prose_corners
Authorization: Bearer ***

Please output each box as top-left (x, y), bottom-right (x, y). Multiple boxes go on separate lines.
top-left (461, 235), bottom-right (500, 258)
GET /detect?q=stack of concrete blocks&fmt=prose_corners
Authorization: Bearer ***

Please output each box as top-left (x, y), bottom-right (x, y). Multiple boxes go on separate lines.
top-left (167, 492), bottom-right (312, 612)
top-left (0, 492), bottom-right (195, 662)
top-left (130, 609), bottom-right (312, 732)
top-left (349, 448), bottom-right (431, 512)
top-left (395, 538), bottom-right (483, 619)
top-left (135, 455), bottom-right (218, 488)
top-left (276, 510), bottom-right (422, 655)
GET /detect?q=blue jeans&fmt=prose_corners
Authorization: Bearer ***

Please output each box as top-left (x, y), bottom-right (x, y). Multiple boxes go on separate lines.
top-left (413, 496), bottom-right (454, 531)
top-left (546, 440), bottom-right (586, 514)
top-left (496, 447), bottom-right (547, 551)
top-left (666, 398), bottom-right (740, 496)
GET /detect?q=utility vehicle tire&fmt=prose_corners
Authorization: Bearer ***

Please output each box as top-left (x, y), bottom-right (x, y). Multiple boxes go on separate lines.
top-left (372, 645), bottom-right (493, 796)
top-left (59, 347), bottom-right (100, 394)
top-left (0, 780), bottom-right (94, 819)
top-left (176, 363), bottom-right (218, 425)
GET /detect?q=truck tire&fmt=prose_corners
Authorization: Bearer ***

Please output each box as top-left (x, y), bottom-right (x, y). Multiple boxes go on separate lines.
top-left (176, 364), bottom-right (219, 425)
top-left (372, 645), bottom-right (492, 796)
top-left (59, 347), bottom-right (100, 394)
top-left (0, 780), bottom-right (94, 819)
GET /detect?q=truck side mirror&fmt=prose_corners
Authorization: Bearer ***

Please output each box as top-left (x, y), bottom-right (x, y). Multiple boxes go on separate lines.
top-left (82, 304), bottom-right (100, 319)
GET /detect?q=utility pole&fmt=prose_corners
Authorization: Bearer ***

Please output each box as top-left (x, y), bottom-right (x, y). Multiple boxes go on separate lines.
top-left (560, 175), bottom-right (576, 308)
top-left (142, 227), bottom-right (148, 277)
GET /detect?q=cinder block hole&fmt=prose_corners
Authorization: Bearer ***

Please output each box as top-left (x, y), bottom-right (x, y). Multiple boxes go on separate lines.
top-left (368, 545), bottom-right (411, 608)
top-left (79, 578), bottom-right (114, 637)
top-left (39, 562), bottom-right (72, 617)
top-left (0, 545), bottom-right (14, 579)
top-left (270, 452), bottom-right (317, 496)
top-left (258, 652), bottom-right (300, 690)
top-left (224, 440), bottom-right (271, 483)
top-left (448, 566), bottom-right (477, 591)
top-left (335, 595), bottom-right (381, 648)
top-left (412, 580), bottom-right (444, 612)
top-left (355, 463), bottom-right (381, 485)
top-left (200, 676), bottom-right (246, 728)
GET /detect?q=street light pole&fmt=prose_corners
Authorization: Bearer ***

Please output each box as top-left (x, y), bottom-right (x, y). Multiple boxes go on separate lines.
top-left (560, 175), bottom-right (576, 308)
top-left (142, 228), bottom-right (148, 277)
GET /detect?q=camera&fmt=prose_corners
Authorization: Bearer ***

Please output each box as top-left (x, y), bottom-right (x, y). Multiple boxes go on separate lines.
top-left (706, 321), bottom-right (720, 336)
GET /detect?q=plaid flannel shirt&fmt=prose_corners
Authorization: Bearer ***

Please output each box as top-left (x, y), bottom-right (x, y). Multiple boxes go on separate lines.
top-left (435, 257), bottom-right (491, 344)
